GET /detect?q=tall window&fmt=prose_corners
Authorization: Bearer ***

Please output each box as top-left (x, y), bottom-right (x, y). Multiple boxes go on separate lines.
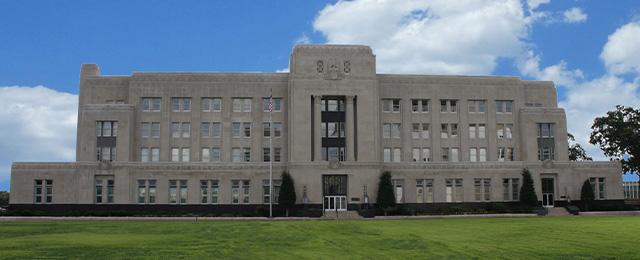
top-left (503, 178), bottom-right (520, 201)
top-left (169, 180), bottom-right (188, 204)
top-left (383, 147), bottom-right (402, 162)
top-left (440, 99), bottom-right (457, 113)
top-left (232, 122), bottom-right (252, 138)
top-left (200, 180), bottom-right (219, 204)
top-left (232, 180), bottom-right (250, 204)
top-left (263, 97), bottom-right (282, 112)
top-left (411, 123), bottom-right (429, 139)
top-left (538, 147), bottom-right (555, 161)
top-left (392, 179), bottom-right (404, 203)
top-left (411, 99), bottom-right (429, 113)
top-left (137, 179), bottom-right (156, 204)
top-left (497, 123), bottom-right (513, 139)
top-left (590, 177), bottom-right (606, 200)
top-left (468, 100), bottom-right (486, 113)
top-left (140, 147), bottom-right (159, 162)
top-left (416, 179), bottom-right (434, 203)
top-left (96, 121), bottom-right (117, 137)
top-left (474, 178), bottom-right (491, 201)
top-left (201, 147), bottom-right (221, 162)
top-left (141, 97), bottom-right (161, 112)
top-left (445, 178), bottom-right (463, 202)
top-left (382, 99), bottom-right (401, 113)
top-left (34, 179), bottom-right (53, 204)
top-left (263, 179), bottom-right (282, 204)
top-left (442, 148), bottom-right (459, 162)
top-left (469, 123), bottom-right (486, 139)
top-left (498, 147), bottom-right (514, 161)
top-left (201, 97), bottom-right (222, 112)
top-left (95, 178), bottom-right (114, 204)
top-left (496, 100), bottom-right (513, 113)
top-left (233, 98), bottom-right (252, 112)
top-left (96, 121), bottom-right (117, 162)
top-left (171, 97), bottom-right (191, 112)
top-left (263, 147), bottom-right (282, 162)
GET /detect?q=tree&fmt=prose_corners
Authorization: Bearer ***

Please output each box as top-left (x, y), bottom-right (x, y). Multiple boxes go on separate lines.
top-left (568, 133), bottom-right (593, 161)
top-left (376, 171), bottom-right (396, 216)
top-left (580, 179), bottom-right (595, 211)
top-left (278, 172), bottom-right (296, 217)
top-left (519, 168), bottom-right (538, 207)
top-left (0, 191), bottom-right (8, 206)
top-left (590, 105), bottom-right (640, 182)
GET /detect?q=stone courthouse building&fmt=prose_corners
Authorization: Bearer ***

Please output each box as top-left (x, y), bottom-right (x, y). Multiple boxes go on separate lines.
top-left (10, 45), bottom-right (624, 214)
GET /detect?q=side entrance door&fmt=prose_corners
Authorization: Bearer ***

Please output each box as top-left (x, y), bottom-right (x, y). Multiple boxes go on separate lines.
top-left (541, 177), bottom-right (555, 208)
top-left (323, 175), bottom-right (348, 212)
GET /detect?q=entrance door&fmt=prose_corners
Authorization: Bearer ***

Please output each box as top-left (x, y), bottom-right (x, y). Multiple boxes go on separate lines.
top-left (323, 175), bottom-right (348, 212)
top-left (541, 178), bottom-right (554, 208)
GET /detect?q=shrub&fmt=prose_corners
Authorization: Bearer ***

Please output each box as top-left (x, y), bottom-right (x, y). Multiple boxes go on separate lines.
top-left (376, 171), bottom-right (396, 216)
top-left (580, 179), bottom-right (595, 211)
top-left (278, 172), bottom-right (296, 217)
top-left (519, 168), bottom-right (539, 207)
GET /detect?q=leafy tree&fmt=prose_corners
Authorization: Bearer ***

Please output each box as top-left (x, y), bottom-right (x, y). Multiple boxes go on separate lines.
top-left (568, 133), bottom-right (593, 161)
top-left (0, 191), bottom-right (8, 206)
top-left (376, 171), bottom-right (396, 216)
top-left (519, 168), bottom-right (538, 207)
top-left (590, 105), bottom-right (640, 182)
top-left (580, 179), bottom-right (595, 211)
top-left (278, 172), bottom-right (296, 217)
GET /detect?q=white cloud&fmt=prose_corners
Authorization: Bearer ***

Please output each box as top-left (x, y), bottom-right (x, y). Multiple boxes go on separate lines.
top-left (563, 7), bottom-right (587, 24)
top-left (295, 34), bottom-right (311, 45)
top-left (527, 0), bottom-right (550, 11)
top-left (601, 22), bottom-right (640, 75)
top-left (313, 0), bottom-right (530, 75)
top-left (0, 86), bottom-right (77, 191)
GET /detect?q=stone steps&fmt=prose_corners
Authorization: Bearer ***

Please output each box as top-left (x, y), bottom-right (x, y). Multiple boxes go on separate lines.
top-left (321, 210), bottom-right (362, 219)
top-left (546, 207), bottom-right (571, 216)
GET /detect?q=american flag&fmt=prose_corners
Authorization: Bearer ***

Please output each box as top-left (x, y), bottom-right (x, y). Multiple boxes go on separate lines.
top-left (268, 93), bottom-right (273, 112)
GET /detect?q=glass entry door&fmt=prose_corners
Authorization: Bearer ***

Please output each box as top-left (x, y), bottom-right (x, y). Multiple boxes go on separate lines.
top-left (323, 175), bottom-right (348, 212)
top-left (324, 196), bottom-right (347, 211)
top-left (541, 177), bottom-right (554, 208)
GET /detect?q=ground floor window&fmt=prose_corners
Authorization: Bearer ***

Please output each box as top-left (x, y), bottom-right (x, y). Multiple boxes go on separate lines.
top-left (589, 177), bottom-right (606, 200)
top-left (95, 177), bottom-right (114, 204)
top-left (262, 179), bottom-right (282, 204)
top-left (232, 180), bottom-right (250, 204)
top-left (137, 179), bottom-right (156, 204)
top-left (474, 178), bottom-right (491, 201)
top-left (416, 179), bottom-right (434, 203)
top-left (33, 179), bottom-right (53, 204)
top-left (392, 179), bottom-right (404, 203)
top-left (445, 178), bottom-right (463, 202)
top-left (503, 178), bottom-right (520, 201)
top-left (169, 180), bottom-right (188, 204)
top-left (200, 180), bottom-right (219, 204)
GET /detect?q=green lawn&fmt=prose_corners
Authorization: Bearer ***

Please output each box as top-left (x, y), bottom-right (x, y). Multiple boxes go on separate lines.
top-left (0, 216), bottom-right (638, 259)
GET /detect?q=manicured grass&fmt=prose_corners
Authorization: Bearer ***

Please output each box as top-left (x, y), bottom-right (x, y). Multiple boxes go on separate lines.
top-left (0, 216), bottom-right (638, 259)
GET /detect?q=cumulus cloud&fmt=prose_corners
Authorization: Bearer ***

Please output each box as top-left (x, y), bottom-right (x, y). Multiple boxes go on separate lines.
top-left (314, 0), bottom-right (530, 75)
top-left (0, 86), bottom-right (77, 191)
top-left (601, 22), bottom-right (640, 75)
top-left (563, 7), bottom-right (587, 24)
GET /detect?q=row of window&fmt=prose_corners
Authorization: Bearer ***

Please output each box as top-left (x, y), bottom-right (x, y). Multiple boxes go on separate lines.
top-left (141, 97), bottom-right (283, 113)
top-left (141, 122), bottom-right (284, 139)
top-left (384, 123), bottom-right (513, 139)
top-left (392, 178), bottom-right (520, 203)
top-left (136, 179), bottom-right (282, 205)
top-left (383, 147), bottom-right (515, 162)
top-left (140, 147), bottom-right (283, 162)
top-left (382, 99), bottom-right (513, 114)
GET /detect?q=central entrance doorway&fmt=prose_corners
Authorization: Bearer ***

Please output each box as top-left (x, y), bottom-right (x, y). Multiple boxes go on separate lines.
top-left (323, 175), bottom-right (348, 212)
top-left (541, 177), bottom-right (555, 208)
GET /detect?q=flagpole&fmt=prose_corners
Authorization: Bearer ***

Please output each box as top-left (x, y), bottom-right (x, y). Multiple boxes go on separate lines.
top-left (269, 89), bottom-right (273, 218)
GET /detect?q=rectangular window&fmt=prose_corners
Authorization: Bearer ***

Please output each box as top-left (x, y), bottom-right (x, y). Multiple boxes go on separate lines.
top-left (497, 123), bottom-right (504, 139)
top-left (179, 180), bottom-right (188, 204)
top-left (442, 148), bottom-right (449, 162)
top-left (232, 180), bottom-right (240, 204)
top-left (142, 123), bottom-right (150, 138)
top-left (201, 122), bottom-right (210, 138)
top-left (202, 148), bottom-right (210, 162)
top-left (172, 122), bottom-right (181, 138)
top-left (383, 148), bottom-right (391, 162)
top-left (538, 123), bottom-right (555, 138)
top-left (393, 148), bottom-right (401, 162)
top-left (142, 97), bottom-right (161, 112)
top-left (137, 180), bottom-right (146, 204)
top-left (451, 123), bottom-right (458, 137)
top-left (421, 123), bottom-right (430, 138)
top-left (232, 148), bottom-right (242, 162)
top-left (503, 178), bottom-right (520, 201)
top-left (182, 123), bottom-right (191, 138)
top-left (469, 125), bottom-right (476, 139)
top-left (171, 98), bottom-right (191, 112)
top-left (478, 124), bottom-right (486, 139)
top-left (233, 98), bottom-right (252, 112)
top-left (170, 122), bottom-right (190, 138)
top-left (96, 121), bottom-right (118, 137)
top-left (498, 147), bottom-right (505, 161)
top-left (422, 148), bottom-right (430, 162)
top-left (440, 100), bottom-right (457, 113)
top-left (411, 99), bottom-right (429, 113)
top-left (445, 178), bottom-right (463, 202)
top-left (181, 148), bottom-right (190, 162)
top-left (383, 123), bottom-right (401, 139)
top-left (441, 124), bottom-right (448, 138)
top-left (169, 180), bottom-right (178, 204)
top-left (474, 178), bottom-right (491, 201)
top-left (479, 148), bottom-right (487, 162)
top-left (416, 179), bottom-right (434, 203)
top-left (263, 97), bottom-right (282, 112)
top-left (211, 148), bottom-right (221, 162)
top-left (243, 123), bottom-right (251, 138)
top-left (137, 179), bottom-right (156, 204)
top-left (590, 177), bottom-right (607, 200)
top-left (171, 148), bottom-right (180, 162)
top-left (470, 148), bottom-right (477, 162)
top-left (382, 99), bottom-right (400, 113)
top-left (412, 148), bottom-right (420, 162)
top-left (211, 122), bottom-right (221, 138)
top-left (151, 148), bottom-right (159, 162)
top-left (451, 148), bottom-right (459, 162)
top-left (141, 148), bottom-right (150, 162)
top-left (496, 100), bottom-right (514, 113)
top-left (232, 122), bottom-right (241, 137)
top-left (202, 98), bottom-right (222, 112)
top-left (263, 179), bottom-right (282, 204)
top-left (412, 123), bottom-right (420, 139)
top-left (242, 180), bottom-right (250, 204)
top-left (468, 100), bottom-right (486, 113)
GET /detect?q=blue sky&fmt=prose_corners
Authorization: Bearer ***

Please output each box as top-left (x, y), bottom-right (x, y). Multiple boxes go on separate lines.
top-left (1, 0), bottom-right (639, 191)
